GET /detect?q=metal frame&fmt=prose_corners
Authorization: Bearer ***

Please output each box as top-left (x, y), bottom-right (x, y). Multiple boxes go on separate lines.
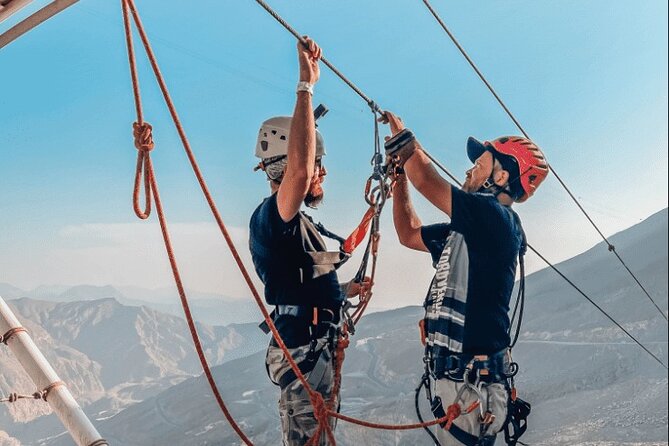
top-left (0, 0), bottom-right (79, 50)
top-left (1, 296), bottom-right (108, 446)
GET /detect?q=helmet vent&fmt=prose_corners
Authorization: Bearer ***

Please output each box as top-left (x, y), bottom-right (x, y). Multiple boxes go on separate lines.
top-left (529, 174), bottom-right (538, 183)
top-left (280, 135), bottom-right (286, 140)
top-left (261, 141), bottom-right (269, 152)
top-left (271, 130), bottom-right (277, 135)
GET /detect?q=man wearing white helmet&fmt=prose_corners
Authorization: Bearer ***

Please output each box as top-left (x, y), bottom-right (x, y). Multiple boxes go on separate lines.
top-left (249, 38), bottom-right (368, 445)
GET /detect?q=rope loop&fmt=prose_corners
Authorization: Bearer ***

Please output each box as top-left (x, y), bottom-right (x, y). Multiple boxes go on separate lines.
top-left (131, 121), bottom-right (154, 220)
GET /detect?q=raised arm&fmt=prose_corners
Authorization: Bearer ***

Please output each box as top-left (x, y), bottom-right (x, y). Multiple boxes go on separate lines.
top-left (403, 148), bottom-right (453, 217)
top-left (276, 38), bottom-right (322, 222)
top-left (381, 111), bottom-right (454, 218)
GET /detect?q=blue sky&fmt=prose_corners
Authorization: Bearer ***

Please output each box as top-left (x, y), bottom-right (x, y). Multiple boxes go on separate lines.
top-left (0, 0), bottom-right (667, 305)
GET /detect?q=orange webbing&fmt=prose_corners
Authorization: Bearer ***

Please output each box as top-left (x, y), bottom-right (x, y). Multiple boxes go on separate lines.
top-left (342, 206), bottom-right (375, 254)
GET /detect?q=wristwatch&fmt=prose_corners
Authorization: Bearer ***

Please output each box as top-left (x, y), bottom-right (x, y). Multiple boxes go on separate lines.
top-left (296, 81), bottom-right (314, 95)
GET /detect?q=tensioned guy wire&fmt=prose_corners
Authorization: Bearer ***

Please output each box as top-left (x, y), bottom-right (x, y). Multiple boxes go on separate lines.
top-left (252, 0), bottom-right (667, 370)
top-left (421, 0), bottom-right (667, 322)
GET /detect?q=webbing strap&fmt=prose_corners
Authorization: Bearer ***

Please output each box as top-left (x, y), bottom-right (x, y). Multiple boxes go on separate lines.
top-left (342, 206), bottom-right (376, 254)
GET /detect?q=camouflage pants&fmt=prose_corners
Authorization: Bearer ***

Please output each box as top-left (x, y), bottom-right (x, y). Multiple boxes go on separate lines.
top-left (266, 338), bottom-right (339, 446)
top-left (434, 378), bottom-right (508, 446)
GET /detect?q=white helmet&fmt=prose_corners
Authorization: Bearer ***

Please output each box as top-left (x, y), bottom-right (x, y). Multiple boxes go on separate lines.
top-left (255, 116), bottom-right (326, 159)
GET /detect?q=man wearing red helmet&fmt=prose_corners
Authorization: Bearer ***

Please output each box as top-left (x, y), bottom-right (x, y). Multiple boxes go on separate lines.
top-left (380, 111), bottom-right (548, 446)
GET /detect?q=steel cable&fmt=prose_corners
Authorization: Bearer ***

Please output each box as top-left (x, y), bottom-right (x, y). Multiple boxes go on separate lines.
top-left (421, 0), bottom-right (666, 322)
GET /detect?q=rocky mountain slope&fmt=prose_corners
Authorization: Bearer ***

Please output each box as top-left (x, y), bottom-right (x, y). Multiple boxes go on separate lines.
top-left (2, 209), bottom-right (667, 445)
top-left (0, 298), bottom-right (266, 435)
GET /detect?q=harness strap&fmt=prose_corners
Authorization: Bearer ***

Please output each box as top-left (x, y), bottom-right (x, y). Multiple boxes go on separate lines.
top-left (303, 207), bottom-right (376, 259)
top-left (277, 343), bottom-right (332, 389)
top-left (503, 397), bottom-right (531, 446)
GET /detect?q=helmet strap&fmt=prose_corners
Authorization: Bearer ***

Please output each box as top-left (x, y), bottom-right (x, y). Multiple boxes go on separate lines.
top-left (479, 179), bottom-right (513, 199)
top-left (478, 150), bottom-right (515, 201)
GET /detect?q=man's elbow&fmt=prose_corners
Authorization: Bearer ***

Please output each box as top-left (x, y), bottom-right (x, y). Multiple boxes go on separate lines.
top-left (396, 228), bottom-right (416, 248)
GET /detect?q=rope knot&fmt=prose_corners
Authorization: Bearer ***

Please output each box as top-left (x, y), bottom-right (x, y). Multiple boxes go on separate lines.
top-left (444, 403), bottom-right (461, 429)
top-left (309, 392), bottom-right (330, 427)
top-left (133, 121), bottom-right (155, 152)
top-left (608, 244), bottom-right (616, 252)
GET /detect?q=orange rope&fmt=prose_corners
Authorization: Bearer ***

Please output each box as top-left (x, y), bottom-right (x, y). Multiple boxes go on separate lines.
top-left (121, 1), bottom-right (251, 443)
top-left (120, 0), bottom-right (338, 443)
top-left (121, 0), bottom-right (462, 442)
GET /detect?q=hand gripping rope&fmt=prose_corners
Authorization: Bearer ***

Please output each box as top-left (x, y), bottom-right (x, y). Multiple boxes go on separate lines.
top-left (421, 0), bottom-right (667, 323)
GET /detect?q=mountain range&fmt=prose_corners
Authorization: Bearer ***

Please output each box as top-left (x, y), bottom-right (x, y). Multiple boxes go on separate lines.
top-left (1, 208), bottom-right (667, 445)
top-left (0, 284), bottom-right (261, 327)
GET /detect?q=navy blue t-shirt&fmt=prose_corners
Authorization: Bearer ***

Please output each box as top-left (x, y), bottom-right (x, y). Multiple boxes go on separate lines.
top-left (249, 193), bottom-right (342, 347)
top-left (420, 185), bottom-right (524, 356)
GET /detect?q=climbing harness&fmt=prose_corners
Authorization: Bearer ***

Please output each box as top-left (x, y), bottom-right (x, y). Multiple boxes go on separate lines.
top-left (415, 348), bottom-right (529, 446)
top-left (412, 221), bottom-right (532, 446)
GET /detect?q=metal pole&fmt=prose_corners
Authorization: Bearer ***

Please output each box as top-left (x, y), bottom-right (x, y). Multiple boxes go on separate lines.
top-left (0, 0), bottom-right (33, 23)
top-left (0, 0), bottom-right (79, 50)
top-left (0, 296), bottom-right (108, 446)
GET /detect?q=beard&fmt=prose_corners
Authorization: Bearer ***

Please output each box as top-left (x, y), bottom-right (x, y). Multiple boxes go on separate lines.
top-left (462, 174), bottom-right (477, 193)
top-left (304, 182), bottom-right (324, 209)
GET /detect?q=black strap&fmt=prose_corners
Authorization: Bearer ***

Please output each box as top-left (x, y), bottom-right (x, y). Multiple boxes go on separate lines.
top-left (302, 213), bottom-right (345, 245)
top-left (503, 397), bottom-right (531, 446)
top-left (415, 373), bottom-right (441, 446)
top-left (258, 309), bottom-right (275, 334)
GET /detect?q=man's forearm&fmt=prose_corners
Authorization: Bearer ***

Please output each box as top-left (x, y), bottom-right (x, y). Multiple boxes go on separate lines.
top-left (404, 145), bottom-right (454, 217)
top-left (393, 175), bottom-right (422, 243)
top-left (286, 91), bottom-right (316, 180)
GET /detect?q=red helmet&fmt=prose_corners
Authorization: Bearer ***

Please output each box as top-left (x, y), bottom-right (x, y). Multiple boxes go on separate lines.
top-left (467, 136), bottom-right (549, 202)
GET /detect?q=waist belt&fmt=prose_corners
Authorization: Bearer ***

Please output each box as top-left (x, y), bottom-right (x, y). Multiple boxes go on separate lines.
top-left (275, 305), bottom-right (337, 321)
top-left (432, 349), bottom-right (509, 382)
top-left (258, 305), bottom-right (340, 335)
